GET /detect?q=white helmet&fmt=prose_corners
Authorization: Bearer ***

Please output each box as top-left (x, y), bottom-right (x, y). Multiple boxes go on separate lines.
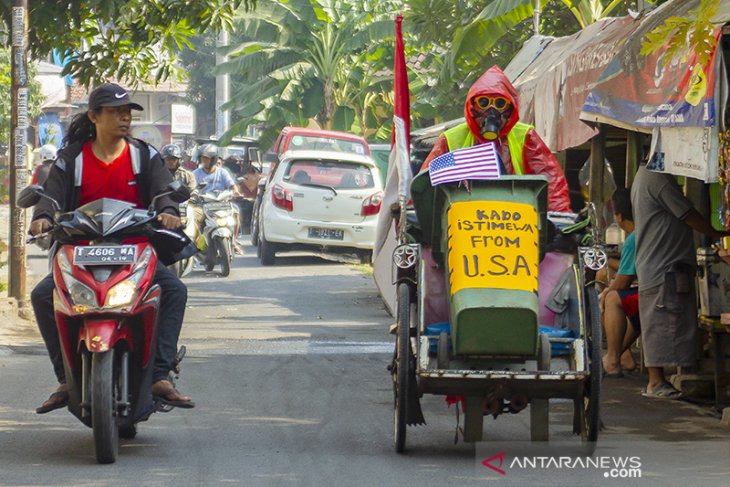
top-left (39, 144), bottom-right (57, 161)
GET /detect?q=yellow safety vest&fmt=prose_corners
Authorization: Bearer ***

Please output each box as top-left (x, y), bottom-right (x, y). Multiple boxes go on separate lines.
top-left (443, 122), bottom-right (532, 175)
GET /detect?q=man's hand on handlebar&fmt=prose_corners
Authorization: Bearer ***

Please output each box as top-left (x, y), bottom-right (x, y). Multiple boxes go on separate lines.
top-left (30, 218), bottom-right (52, 236)
top-left (157, 213), bottom-right (181, 230)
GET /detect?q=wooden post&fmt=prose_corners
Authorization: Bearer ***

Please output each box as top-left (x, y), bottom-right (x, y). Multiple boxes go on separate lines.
top-left (589, 125), bottom-right (606, 232)
top-left (8, 0), bottom-right (28, 304)
top-left (625, 131), bottom-right (641, 188)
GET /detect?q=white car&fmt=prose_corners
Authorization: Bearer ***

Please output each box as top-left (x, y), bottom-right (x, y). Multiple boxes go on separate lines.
top-left (258, 150), bottom-right (383, 265)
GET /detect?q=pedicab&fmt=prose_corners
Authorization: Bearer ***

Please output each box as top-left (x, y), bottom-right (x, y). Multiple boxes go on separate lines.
top-left (390, 170), bottom-right (603, 452)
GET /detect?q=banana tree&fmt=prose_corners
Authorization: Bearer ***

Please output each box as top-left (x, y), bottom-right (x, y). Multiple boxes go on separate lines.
top-left (444, 0), bottom-right (626, 77)
top-left (216, 0), bottom-right (395, 145)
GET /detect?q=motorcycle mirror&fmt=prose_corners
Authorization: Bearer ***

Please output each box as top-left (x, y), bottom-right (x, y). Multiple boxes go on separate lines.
top-left (168, 180), bottom-right (191, 203)
top-left (16, 185), bottom-right (44, 208)
top-left (149, 180), bottom-right (191, 213)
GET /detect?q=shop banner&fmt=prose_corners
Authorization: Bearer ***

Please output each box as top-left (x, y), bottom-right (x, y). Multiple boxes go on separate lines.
top-left (582, 26), bottom-right (721, 129)
top-left (647, 126), bottom-right (719, 182)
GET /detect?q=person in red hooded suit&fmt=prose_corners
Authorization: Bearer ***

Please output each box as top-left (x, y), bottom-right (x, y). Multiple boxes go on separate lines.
top-left (421, 66), bottom-right (571, 213)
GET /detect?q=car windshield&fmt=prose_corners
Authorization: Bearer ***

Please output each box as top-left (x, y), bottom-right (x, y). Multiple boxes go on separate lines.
top-left (285, 160), bottom-right (375, 190)
top-left (287, 135), bottom-right (367, 155)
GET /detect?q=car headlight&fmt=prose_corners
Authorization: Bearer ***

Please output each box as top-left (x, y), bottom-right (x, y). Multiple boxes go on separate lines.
top-left (106, 280), bottom-right (138, 308)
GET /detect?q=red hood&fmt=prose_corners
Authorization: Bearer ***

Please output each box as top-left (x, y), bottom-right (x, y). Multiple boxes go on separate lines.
top-left (464, 65), bottom-right (520, 143)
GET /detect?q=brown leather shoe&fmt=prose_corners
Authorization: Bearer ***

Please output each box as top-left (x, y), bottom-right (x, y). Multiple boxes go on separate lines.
top-left (152, 379), bottom-right (195, 408)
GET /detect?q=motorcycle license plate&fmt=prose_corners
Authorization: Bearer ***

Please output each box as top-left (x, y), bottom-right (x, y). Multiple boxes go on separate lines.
top-left (204, 202), bottom-right (230, 211)
top-left (73, 245), bottom-right (137, 265)
top-left (308, 227), bottom-right (344, 240)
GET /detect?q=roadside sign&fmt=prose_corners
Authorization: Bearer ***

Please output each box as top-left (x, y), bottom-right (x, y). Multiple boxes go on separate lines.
top-left (171, 104), bottom-right (195, 134)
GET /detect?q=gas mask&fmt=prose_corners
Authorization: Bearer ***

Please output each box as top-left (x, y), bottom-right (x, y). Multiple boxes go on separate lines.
top-left (471, 95), bottom-right (512, 141)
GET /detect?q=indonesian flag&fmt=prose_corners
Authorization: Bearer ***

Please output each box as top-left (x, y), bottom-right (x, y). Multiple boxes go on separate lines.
top-left (391, 14), bottom-right (412, 202)
top-left (373, 14), bottom-right (412, 315)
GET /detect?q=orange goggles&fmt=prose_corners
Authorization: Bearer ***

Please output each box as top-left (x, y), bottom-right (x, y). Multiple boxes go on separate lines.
top-left (472, 95), bottom-right (510, 111)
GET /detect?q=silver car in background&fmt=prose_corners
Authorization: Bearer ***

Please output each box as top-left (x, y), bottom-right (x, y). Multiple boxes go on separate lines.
top-left (257, 150), bottom-right (383, 265)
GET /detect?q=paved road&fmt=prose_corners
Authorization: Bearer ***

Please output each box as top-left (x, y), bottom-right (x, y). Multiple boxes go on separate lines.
top-left (0, 244), bottom-right (729, 486)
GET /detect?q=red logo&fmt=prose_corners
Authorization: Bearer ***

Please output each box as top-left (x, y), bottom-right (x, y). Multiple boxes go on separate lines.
top-left (482, 451), bottom-right (507, 475)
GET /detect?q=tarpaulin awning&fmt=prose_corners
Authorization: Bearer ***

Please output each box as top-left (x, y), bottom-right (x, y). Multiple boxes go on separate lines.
top-left (509, 17), bottom-right (638, 152)
top-left (581, 0), bottom-right (730, 131)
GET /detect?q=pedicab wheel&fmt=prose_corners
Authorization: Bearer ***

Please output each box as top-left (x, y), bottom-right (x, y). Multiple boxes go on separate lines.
top-left (91, 350), bottom-right (119, 464)
top-left (577, 287), bottom-right (602, 443)
top-left (393, 282), bottom-right (412, 453)
top-left (531, 333), bottom-right (552, 441)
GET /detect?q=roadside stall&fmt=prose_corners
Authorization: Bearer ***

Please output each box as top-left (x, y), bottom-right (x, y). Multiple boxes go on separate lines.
top-left (579, 0), bottom-right (730, 410)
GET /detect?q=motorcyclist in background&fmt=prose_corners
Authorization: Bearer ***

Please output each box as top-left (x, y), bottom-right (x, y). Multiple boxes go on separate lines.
top-left (30, 144), bottom-right (58, 186)
top-left (191, 144), bottom-right (243, 254)
top-left (161, 143), bottom-right (196, 192)
top-left (421, 65), bottom-right (571, 213)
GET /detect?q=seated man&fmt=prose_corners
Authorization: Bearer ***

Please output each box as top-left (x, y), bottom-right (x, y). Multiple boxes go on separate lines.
top-left (600, 188), bottom-right (640, 377)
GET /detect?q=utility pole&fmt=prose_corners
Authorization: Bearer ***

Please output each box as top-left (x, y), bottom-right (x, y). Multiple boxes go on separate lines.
top-left (8, 0), bottom-right (28, 305)
top-left (215, 29), bottom-right (230, 139)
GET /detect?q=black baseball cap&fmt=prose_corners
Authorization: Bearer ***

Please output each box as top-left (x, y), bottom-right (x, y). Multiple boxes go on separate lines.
top-left (88, 83), bottom-right (143, 111)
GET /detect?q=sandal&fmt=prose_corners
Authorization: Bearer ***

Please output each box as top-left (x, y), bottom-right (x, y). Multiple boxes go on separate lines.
top-left (152, 380), bottom-right (195, 409)
top-left (641, 383), bottom-right (683, 400)
top-left (36, 386), bottom-right (70, 414)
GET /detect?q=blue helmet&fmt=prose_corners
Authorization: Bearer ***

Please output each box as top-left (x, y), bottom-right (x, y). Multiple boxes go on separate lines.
top-left (161, 144), bottom-right (183, 160)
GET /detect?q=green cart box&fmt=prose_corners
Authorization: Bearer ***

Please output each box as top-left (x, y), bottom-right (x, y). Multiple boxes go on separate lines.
top-left (411, 172), bottom-right (548, 358)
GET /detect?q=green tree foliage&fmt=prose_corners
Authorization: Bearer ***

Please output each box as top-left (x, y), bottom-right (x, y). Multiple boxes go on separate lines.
top-left (0, 47), bottom-right (44, 143)
top-left (216, 0), bottom-right (396, 148)
top-left (641, 0), bottom-right (720, 68)
top-left (0, 0), bottom-right (256, 87)
top-left (403, 0), bottom-right (629, 126)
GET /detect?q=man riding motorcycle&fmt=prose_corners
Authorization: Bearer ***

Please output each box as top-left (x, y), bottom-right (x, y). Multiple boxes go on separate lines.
top-left (192, 144), bottom-right (243, 254)
top-left (421, 65), bottom-right (571, 213)
top-left (31, 144), bottom-right (58, 186)
top-left (30, 83), bottom-right (195, 413)
top-left (161, 143), bottom-right (196, 191)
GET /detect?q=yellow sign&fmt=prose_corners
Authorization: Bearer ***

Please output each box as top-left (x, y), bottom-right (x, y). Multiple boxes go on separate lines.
top-left (447, 201), bottom-right (539, 295)
top-left (684, 64), bottom-right (707, 107)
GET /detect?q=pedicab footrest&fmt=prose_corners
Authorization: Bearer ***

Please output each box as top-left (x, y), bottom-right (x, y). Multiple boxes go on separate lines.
top-left (538, 325), bottom-right (576, 357)
top-left (425, 322), bottom-right (576, 357)
top-left (418, 369), bottom-right (587, 380)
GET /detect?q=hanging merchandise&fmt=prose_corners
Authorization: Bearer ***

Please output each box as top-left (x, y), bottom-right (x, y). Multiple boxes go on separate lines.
top-left (578, 157), bottom-right (617, 204)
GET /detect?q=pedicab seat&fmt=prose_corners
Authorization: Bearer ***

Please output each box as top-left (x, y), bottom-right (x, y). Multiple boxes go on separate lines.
top-left (411, 171), bottom-right (548, 359)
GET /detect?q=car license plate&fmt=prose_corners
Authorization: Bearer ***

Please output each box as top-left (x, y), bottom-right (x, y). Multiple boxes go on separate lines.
top-left (73, 245), bottom-right (137, 265)
top-left (308, 227), bottom-right (344, 240)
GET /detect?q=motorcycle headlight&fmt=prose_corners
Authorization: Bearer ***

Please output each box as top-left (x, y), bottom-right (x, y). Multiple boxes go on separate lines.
top-left (104, 248), bottom-right (151, 308)
top-left (70, 280), bottom-right (98, 309)
top-left (58, 252), bottom-right (99, 310)
top-left (106, 280), bottom-right (138, 308)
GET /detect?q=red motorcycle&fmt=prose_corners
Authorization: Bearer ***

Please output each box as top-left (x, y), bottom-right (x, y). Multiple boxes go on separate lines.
top-left (18, 182), bottom-right (193, 464)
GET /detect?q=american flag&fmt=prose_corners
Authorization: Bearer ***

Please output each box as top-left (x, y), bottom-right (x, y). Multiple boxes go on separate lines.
top-left (428, 142), bottom-right (501, 186)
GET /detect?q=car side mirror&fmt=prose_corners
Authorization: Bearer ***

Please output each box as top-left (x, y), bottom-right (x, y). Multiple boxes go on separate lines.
top-left (17, 184), bottom-right (44, 208)
top-left (263, 152), bottom-right (278, 163)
